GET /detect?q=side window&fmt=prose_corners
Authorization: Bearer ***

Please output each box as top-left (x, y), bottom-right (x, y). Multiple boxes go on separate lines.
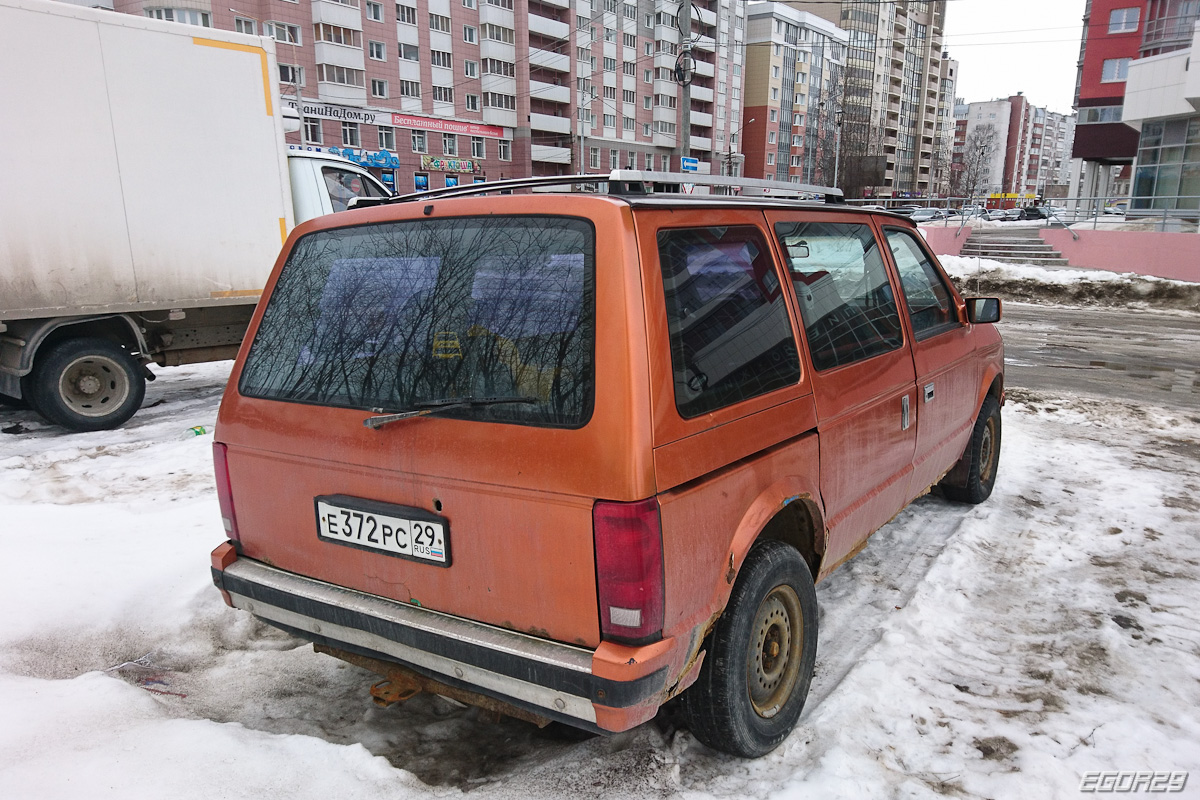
top-left (322, 167), bottom-right (387, 212)
top-left (885, 229), bottom-right (959, 338)
top-left (773, 221), bottom-right (903, 371)
top-left (657, 226), bottom-right (801, 418)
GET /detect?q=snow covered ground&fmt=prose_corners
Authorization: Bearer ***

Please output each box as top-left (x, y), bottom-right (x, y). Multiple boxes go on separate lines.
top-left (3, 312), bottom-right (1199, 798)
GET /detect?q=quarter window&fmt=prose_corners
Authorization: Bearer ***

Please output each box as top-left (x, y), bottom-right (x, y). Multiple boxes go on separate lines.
top-left (774, 222), bottom-right (903, 371)
top-left (656, 226), bottom-right (801, 417)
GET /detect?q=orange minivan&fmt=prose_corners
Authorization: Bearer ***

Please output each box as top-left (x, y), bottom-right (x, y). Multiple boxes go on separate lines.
top-left (210, 173), bottom-right (1004, 757)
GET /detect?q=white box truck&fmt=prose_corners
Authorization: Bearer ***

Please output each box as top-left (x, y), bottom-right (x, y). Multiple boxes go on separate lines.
top-left (0, 0), bottom-right (390, 430)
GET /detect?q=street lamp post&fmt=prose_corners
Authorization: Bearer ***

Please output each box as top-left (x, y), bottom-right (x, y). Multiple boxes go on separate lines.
top-left (724, 117), bottom-right (754, 177)
top-left (832, 108), bottom-right (843, 190)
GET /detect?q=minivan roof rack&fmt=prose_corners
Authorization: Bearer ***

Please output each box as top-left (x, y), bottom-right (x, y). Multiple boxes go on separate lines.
top-left (350, 170), bottom-right (843, 209)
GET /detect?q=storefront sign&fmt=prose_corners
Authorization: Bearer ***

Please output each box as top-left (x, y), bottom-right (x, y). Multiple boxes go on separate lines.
top-left (393, 114), bottom-right (507, 140)
top-left (421, 155), bottom-right (476, 173)
top-left (285, 100), bottom-right (385, 126)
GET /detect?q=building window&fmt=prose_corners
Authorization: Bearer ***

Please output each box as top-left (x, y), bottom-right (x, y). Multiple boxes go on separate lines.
top-left (589, 147), bottom-right (600, 168)
top-left (622, 89), bottom-right (635, 103)
top-left (412, 130), bottom-right (427, 153)
top-left (472, 136), bottom-right (485, 158)
top-left (1101, 58), bottom-right (1130, 82)
top-left (1108, 7), bottom-right (1140, 33)
top-left (770, 109), bottom-right (778, 122)
top-left (432, 85), bottom-right (454, 103)
top-left (610, 148), bottom-right (618, 168)
top-left (265, 21), bottom-right (300, 44)
top-left (605, 27), bottom-right (616, 42)
top-left (371, 78), bottom-right (388, 97)
top-left (431, 50), bottom-right (452, 68)
top-left (644, 96), bottom-right (652, 109)
top-left (401, 43), bottom-right (419, 60)
top-left (304, 118), bottom-right (322, 145)
top-left (498, 139), bottom-right (511, 161)
top-left (482, 24), bottom-right (515, 43)
top-left (317, 64), bottom-right (365, 87)
top-left (465, 94), bottom-right (479, 111)
top-left (378, 125), bottom-right (395, 150)
top-left (623, 117), bottom-right (635, 131)
top-left (661, 154), bottom-right (670, 171)
top-left (483, 58), bottom-right (515, 77)
top-left (644, 69), bottom-right (652, 83)
top-left (767, 152), bottom-right (775, 165)
top-left (279, 64), bottom-right (304, 86)
top-left (645, 152), bottom-right (653, 169)
top-left (464, 25), bottom-right (477, 43)
top-left (368, 41), bottom-right (385, 60)
top-left (430, 13), bottom-right (450, 32)
top-left (603, 114), bottom-right (616, 127)
top-left (365, 1), bottom-right (383, 21)
top-left (144, 7), bottom-right (211, 26)
top-left (342, 121), bottom-right (361, 147)
top-left (623, 32), bottom-right (636, 47)
top-left (234, 16), bottom-right (256, 34)
top-left (463, 0), bottom-right (476, 7)
top-left (400, 80), bottom-right (420, 97)
top-left (643, 123), bottom-right (651, 136)
top-left (768, 132), bottom-right (776, 144)
top-left (442, 133), bottom-right (458, 155)
top-left (604, 86), bottom-right (616, 100)
top-left (486, 0), bottom-right (513, 8)
top-left (483, 92), bottom-right (516, 109)
top-left (603, 57), bottom-right (617, 71)
top-left (623, 61), bottom-right (636, 76)
top-left (397, 4), bottom-right (416, 25)
top-left (314, 24), bottom-right (362, 47)
top-left (464, 60), bottom-right (479, 78)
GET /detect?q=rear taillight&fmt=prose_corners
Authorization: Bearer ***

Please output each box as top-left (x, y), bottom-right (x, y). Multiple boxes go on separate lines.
top-left (593, 498), bottom-right (664, 645)
top-left (212, 442), bottom-right (240, 541)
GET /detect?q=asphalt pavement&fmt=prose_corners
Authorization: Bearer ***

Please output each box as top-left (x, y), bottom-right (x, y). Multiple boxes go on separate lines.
top-left (1000, 302), bottom-right (1200, 414)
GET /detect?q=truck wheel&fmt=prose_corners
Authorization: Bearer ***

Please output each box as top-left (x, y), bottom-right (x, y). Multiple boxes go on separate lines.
top-left (28, 338), bottom-right (145, 432)
top-left (941, 395), bottom-right (1001, 505)
top-left (680, 540), bottom-right (818, 758)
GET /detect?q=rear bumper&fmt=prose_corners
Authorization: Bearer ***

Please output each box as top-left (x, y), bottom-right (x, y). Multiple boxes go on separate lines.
top-left (210, 544), bottom-right (670, 730)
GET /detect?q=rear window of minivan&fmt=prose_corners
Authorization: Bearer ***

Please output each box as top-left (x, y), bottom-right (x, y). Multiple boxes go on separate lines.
top-left (239, 215), bottom-right (596, 428)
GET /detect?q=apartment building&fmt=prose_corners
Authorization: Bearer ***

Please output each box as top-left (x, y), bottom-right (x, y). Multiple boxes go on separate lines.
top-left (954, 95), bottom-right (1075, 200)
top-left (788, 0), bottom-right (949, 197)
top-left (102, 0), bottom-right (748, 189)
top-left (742, 2), bottom-right (846, 184)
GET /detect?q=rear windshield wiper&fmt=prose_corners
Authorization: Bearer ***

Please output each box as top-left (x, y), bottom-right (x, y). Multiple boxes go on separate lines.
top-left (364, 396), bottom-right (539, 430)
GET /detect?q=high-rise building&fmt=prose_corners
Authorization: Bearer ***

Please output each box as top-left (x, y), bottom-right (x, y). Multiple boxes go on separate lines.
top-left (107, 0), bottom-right (749, 190)
top-left (954, 95), bottom-right (1075, 200)
top-left (742, 2), bottom-right (846, 184)
top-left (795, 0), bottom-right (949, 198)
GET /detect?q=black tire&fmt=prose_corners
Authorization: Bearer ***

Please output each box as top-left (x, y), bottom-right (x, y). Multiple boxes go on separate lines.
top-left (28, 338), bottom-right (145, 432)
top-left (941, 394), bottom-right (1002, 504)
top-left (680, 540), bottom-right (818, 758)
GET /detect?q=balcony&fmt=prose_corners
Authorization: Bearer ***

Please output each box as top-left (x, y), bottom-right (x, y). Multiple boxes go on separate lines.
top-left (694, 35), bottom-right (716, 53)
top-left (530, 47), bottom-right (570, 73)
top-left (314, 42), bottom-right (365, 70)
top-left (317, 81), bottom-right (367, 106)
top-left (528, 13), bottom-right (570, 40)
top-left (312, 0), bottom-right (362, 29)
top-left (539, 0), bottom-right (570, 7)
top-left (479, 3), bottom-right (514, 27)
top-left (694, 5), bottom-right (716, 26)
top-left (530, 79), bottom-right (571, 104)
top-left (691, 84), bottom-right (714, 103)
top-left (653, 132), bottom-right (676, 148)
top-left (694, 58), bottom-right (715, 78)
top-left (531, 144), bottom-right (572, 163)
top-left (691, 110), bottom-right (713, 127)
top-left (689, 135), bottom-right (712, 150)
top-left (482, 107), bottom-right (518, 127)
top-left (530, 112), bottom-right (572, 134)
top-left (480, 39), bottom-right (516, 62)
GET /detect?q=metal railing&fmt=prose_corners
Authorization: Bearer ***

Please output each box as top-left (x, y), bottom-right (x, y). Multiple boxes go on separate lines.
top-left (842, 195), bottom-right (1200, 235)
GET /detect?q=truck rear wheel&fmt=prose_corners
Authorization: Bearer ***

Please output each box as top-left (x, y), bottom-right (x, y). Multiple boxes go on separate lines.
top-left (680, 540), bottom-right (818, 758)
top-left (29, 338), bottom-right (145, 432)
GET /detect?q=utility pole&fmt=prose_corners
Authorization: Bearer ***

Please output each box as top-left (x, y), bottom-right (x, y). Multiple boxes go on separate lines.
top-left (833, 108), bottom-right (843, 190)
top-left (675, 2), bottom-right (692, 170)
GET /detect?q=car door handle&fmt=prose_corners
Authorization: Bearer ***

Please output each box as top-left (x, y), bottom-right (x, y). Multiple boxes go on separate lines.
top-left (901, 395), bottom-right (910, 430)
top-left (924, 383), bottom-right (935, 403)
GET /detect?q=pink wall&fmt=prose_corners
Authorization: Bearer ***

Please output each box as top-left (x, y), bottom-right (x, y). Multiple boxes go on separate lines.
top-left (1039, 229), bottom-right (1200, 283)
top-left (920, 226), bottom-right (971, 256)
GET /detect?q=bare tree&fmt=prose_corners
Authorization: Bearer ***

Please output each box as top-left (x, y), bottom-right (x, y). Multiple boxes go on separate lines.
top-left (950, 124), bottom-right (998, 200)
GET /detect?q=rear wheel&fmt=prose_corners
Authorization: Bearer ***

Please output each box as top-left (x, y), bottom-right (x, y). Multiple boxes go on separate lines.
top-left (28, 338), bottom-right (145, 432)
top-left (941, 395), bottom-right (1002, 504)
top-left (680, 540), bottom-right (818, 758)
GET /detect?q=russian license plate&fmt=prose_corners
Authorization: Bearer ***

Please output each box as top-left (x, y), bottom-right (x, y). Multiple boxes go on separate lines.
top-left (315, 495), bottom-right (450, 566)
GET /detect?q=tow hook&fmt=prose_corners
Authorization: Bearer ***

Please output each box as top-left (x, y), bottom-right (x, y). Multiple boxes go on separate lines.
top-left (369, 676), bottom-right (421, 707)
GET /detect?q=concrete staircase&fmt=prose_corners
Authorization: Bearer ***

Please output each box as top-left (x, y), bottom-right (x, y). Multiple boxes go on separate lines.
top-left (958, 227), bottom-right (1069, 266)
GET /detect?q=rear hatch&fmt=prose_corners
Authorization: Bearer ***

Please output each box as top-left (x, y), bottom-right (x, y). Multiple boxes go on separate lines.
top-left (217, 200), bottom-right (652, 649)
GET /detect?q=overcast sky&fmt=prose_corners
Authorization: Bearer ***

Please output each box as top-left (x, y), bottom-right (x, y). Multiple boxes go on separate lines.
top-left (940, 0), bottom-right (1087, 114)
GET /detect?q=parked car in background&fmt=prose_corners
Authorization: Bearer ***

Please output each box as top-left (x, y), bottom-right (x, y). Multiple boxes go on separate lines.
top-left (209, 171), bottom-right (1005, 759)
top-left (1103, 201), bottom-right (1129, 215)
top-left (909, 207), bottom-right (948, 223)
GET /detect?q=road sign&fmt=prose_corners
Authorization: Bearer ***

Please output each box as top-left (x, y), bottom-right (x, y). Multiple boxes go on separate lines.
top-left (681, 157), bottom-right (699, 172)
